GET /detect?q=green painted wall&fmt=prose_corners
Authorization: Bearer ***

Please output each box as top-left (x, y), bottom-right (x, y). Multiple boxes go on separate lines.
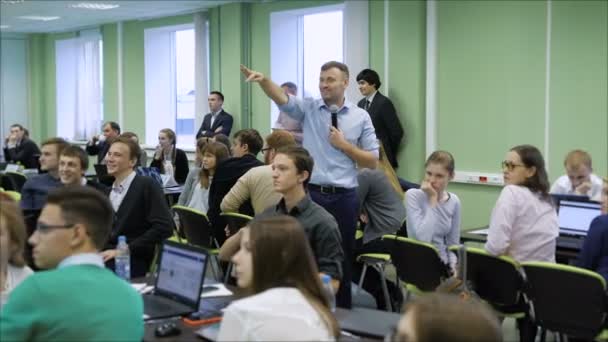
top-left (24, 0), bottom-right (607, 229)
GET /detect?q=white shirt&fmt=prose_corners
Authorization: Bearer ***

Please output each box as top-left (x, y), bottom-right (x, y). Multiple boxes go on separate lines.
top-left (550, 173), bottom-right (603, 202)
top-left (210, 110), bottom-right (222, 128)
top-left (0, 264), bottom-right (33, 307)
top-left (217, 287), bottom-right (334, 341)
top-left (485, 185), bottom-right (559, 263)
top-left (109, 171), bottom-right (137, 212)
top-left (364, 90), bottom-right (378, 109)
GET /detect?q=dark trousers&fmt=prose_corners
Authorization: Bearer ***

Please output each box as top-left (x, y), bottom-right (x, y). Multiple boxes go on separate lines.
top-left (309, 187), bottom-right (359, 309)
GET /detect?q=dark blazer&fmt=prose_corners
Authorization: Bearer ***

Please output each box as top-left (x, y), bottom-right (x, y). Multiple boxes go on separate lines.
top-left (85, 141), bottom-right (111, 164)
top-left (358, 92), bottom-right (404, 168)
top-left (196, 110), bottom-right (234, 138)
top-left (149, 148), bottom-right (189, 184)
top-left (104, 175), bottom-right (173, 277)
top-left (207, 154), bottom-right (263, 245)
top-left (3, 138), bottom-right (40, 169)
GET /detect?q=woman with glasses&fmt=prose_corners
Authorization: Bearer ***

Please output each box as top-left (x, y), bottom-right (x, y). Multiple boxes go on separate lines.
top-left (406, 150), bottom-right (461, 272)
top-left (150, 128), bottom-right (189, 184)
top-left (0, 193), bottom-right (33, 307)
top-left (217, 216), bottom-right (339, 341)
top-left (485, 145), bottom-right (558, 262)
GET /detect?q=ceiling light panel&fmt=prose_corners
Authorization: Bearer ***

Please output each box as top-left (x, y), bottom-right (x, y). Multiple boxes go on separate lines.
top-left (18, 15), bottom-right (61, 21)
top-left (69, 3), bottom-right (120, 10)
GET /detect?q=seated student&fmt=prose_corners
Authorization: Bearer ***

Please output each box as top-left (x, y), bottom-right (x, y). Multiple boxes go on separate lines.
top-left (0, 187), bottom-right (143, 341)
top-left (101, 136), bottom-right (173, 277)
top-left (218, 216), bottom-right (339, 341)
top-left (59, 145), bottom-right (107, 192)
top-left (20, 138), bottom-right (70, 210)
top-left (120, 132), bottom-right (147, 167)
top-left (221, 130), bottom-right (296, 215)
top-left (178, 140), bottom-right (230, 214)
top-left (86, 121), bottom-right (121, 164)
top-left (208, 129), bottom-right (264, 245)
top-left (213, 133), bottom-right (231, 153)
top-left (3, 124), bottom-right (40, 169)
top-left (150, 128), bottom-right (189, 184)
top-left (0, 193), bottom-right (33, 308)
top-left (551, 149), bottom-right (603, 202)
top-left (486, 145), bottom-right (558, 262)
top-left (406, 151), bottom-right (461, 270)
top-left (220, 146), bottom-right (344, 290)
top-left (577, 177), bottom-right (608, 282)
top-left (392, 293), bottom-right (502, 342)
top-left (355, 144), bottom-right (406, 310)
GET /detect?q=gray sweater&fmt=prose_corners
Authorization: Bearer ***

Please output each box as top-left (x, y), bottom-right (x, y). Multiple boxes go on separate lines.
top-left (357, 169), bottom-right (406, 243)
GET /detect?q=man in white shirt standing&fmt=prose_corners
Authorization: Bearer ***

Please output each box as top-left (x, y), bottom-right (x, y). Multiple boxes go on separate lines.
top-left (196, 91), bottom-right (234, 138)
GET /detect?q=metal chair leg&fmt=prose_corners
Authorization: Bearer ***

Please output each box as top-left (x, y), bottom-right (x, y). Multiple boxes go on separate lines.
top-left (355, 263), bottom-right (368, 295)
top-left (374, 263), bottom-right (392, 312)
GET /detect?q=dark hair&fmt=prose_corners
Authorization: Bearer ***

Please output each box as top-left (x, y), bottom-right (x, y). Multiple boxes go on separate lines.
top-left (199, 141), bottom-right (230, 188)
top-left (401, 293), bottom-right (502, 342)
top-left (213, 134), bottom-right (231, 153)
top-left (275, 146), bottom-right (314, 187)
top-left (0, 193), bottom-right (27, 266)
top-left (9, 124), bottom-right (24, 131)
top-left (425, 150), bottom-right (456, 176)
top-left (210, 91), bottom-right (225, 102)
top-left (60, 145), bottom-right (89, 171)
top-left (321, 61), bottom-right (349, 79)
top-left (356, 69), bottom-right (382, 90)
top-left (510, 145), bottom-right (551, 199)
top-left (280, 82), bottom-right (298, 95)
top-left (110, 136), bottom-right (141, 164)
top-left (46, 187), bottom-right (114, 250)
top-left (248, 216), bottom-right (339, 338)
top-left (104, 121), bottom-right (121, 134)
top-left (265, 130), bottom-right (296, 150)
top-left (234, 129), bottom-right (263, 156)
top-left (41, 137), bottom-right (70, 156)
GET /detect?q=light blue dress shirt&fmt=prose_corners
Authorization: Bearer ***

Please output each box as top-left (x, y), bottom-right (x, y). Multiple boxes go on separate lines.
top-left (279, 95), bottom-right (379, 188)
top-left (58, 253), bottom-right (105, 269)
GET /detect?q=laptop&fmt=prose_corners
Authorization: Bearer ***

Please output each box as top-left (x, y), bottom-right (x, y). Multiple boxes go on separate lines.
top-left (143, 241), bottom-right (208, 320)
top-left (557, 200), bottom-right (601, 237)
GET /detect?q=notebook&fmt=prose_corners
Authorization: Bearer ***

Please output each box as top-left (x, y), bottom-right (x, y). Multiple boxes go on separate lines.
top-left (557, 200), bottom-right (601, 237)
top-left (142, 241), bottom-right (208, 320)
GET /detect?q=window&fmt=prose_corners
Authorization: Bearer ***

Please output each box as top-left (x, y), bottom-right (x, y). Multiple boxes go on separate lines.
top-left (270, 6), bottom-right (344, 126)
top-left (144, 21), bottom-right (209, 150)
top-left (55, 29), bottom-right (103, 141)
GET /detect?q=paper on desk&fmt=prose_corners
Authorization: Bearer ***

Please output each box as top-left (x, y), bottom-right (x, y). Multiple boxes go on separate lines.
top-left (201, 284), bottom-right (233, 298)
top-left (132, 283), bottom-right (154, 294)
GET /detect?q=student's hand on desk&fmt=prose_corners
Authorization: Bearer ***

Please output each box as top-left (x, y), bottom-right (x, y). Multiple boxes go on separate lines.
top-left (575, 181), bottom-right (592, 195)
top-left (240, 65), bottom-right (264, 83)
top-left (100, 249), bottom-right (118, 262)
top-left (329, 127), bottom-right (348, 150)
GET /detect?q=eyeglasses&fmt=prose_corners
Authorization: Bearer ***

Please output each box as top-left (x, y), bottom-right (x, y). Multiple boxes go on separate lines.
top-left (501, 161), bottom-right (526, 171)
top-left (261, 147), bottom-right (272, 153)
top-left (36, 222), bottom-right (75, 232)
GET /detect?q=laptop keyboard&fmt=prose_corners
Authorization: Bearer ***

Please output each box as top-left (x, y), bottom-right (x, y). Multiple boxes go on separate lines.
top-left (145, 297), bottom-right (175, 313)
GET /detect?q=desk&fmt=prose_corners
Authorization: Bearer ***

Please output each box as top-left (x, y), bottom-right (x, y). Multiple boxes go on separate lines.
top-left (144, 305), bottom-right (400, 341)
top-left (461, 227), bottom-right (582, 265)
top-left (163, 185), bottom-right (183, 206)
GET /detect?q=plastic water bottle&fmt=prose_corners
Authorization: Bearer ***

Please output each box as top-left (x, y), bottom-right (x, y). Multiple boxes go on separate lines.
top-left (115, 235), bottom-right (131, 281)
top-left (321, 274), bottom-right (336, 312)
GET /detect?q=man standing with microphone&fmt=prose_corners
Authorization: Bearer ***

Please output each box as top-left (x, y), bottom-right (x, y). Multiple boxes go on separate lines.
top-left (241, 62), bottom-right (379, 308)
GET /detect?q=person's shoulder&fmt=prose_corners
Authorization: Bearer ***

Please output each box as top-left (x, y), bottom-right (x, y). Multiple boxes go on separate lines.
top-left (448, 192), bottom-right (461, 205)
top-left (590, 173), bottom-right (604, 185)
top-left (590, 214), bottom-right (608, 229)
top-left (221, 110), bottom-right (233, 117)
top-left (406, 188), bottom-right (424, 199)
top-left (553, 174), bottom-right (569, 186)
top-left (306, 199), bottom-right (338, 227)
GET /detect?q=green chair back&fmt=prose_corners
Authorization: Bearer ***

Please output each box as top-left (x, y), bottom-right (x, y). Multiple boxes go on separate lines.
top-left (522, 262), bottom-right (607, 339)
top-left (2, 190), bottom-right (21, 202)
top-left (384, 235), bottom-right (449, 292)
top-left (172, 205), bottom-right (218, 250)
top-left (220, 212), bottom-right (253, 235)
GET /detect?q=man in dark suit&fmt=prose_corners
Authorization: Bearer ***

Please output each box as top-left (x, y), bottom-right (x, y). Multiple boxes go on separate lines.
top-left (85, 121), bottom-right (121, 164)
top-left (356, 69), bottom-right (404, 168)
top-left (3, 124), bottom-right (41, 169)
top-left (101, 136), bottom-right (173, 277)
top-left (196, 91), bottom-right (234, 138)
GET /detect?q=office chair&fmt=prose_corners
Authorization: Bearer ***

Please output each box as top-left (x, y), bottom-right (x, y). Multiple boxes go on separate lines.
top-left (1, 171), bottom-right (27, 192)
top-left (220, 212), bottom-right (253, 235)
top-left (172, 205), bottom-right (222, 280)
top-left (522, 262), bottom-right (608, 341)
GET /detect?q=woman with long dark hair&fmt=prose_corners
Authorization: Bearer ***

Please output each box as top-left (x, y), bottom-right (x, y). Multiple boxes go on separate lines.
top-left (150, 128), bottom-right (189, 184)
top-left (485, 144), bottom-right (558, 262)
top-left (218, 216), bottom-right (339, 341)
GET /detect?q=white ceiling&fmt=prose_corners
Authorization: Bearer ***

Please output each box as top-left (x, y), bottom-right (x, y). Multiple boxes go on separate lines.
top-left (0, 0), bottom-right (243, 33)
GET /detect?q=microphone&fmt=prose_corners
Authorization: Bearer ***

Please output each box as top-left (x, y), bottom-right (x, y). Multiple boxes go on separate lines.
top-left (329, 105), bottom-right (339, 129)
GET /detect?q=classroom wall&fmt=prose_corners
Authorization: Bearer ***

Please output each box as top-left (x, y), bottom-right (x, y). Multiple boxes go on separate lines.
top-left (21, 0), bottom-right (607, 229)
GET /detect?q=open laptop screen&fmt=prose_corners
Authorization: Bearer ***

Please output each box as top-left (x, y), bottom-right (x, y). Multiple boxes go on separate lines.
top-left (155, 242), bottom-right (207, 305)
top-left (558, 200), bottom-right (601, 236)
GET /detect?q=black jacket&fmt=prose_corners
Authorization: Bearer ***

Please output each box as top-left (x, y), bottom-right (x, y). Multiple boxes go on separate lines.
top-left (3, 138), bottom-right (40, 169)
top-left (196, 110), bottom-right (234, 138)
top-left (85, 141), bottom-right (111, 164)
top-left (149, 148), bottom-right (189, 184)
